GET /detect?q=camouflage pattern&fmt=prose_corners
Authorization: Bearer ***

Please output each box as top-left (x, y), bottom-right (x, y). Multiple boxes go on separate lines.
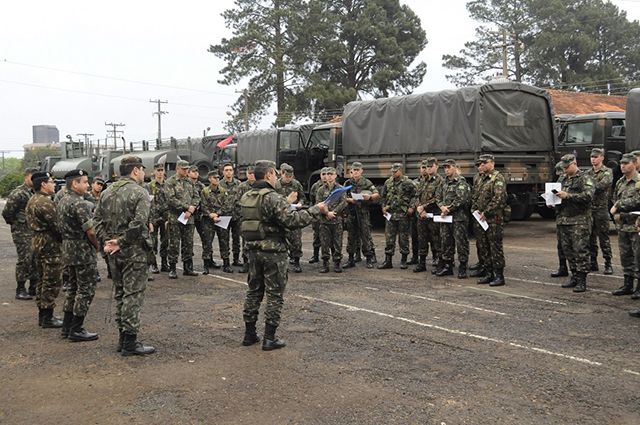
top-left (94, 177), bottom-right (152, 335)
top-left (437, 175), bottom-right (471, 264)
top-left (344, 176), bottom-right (378, 257)
top-left (557, 170), bottom-right (595, 273)
top-left (165, 173), bottom-right (200, 263)
top-left (146, 179), bottom-right (169, 260)
top-left (220, 177), bottom-right (243, 256)
top-left (243, 251), bottom-right (289, 326)
top-left (309, 179), bottom-right (324, 250)
top-left (473, 169), bottom-right (508, 269)
top-left (470, 172), bottom-right (485, 262)
top-left (316, 182), bottom-right (347, 261)
top-left (58, 191), bottom-right (98, 266)
top-left (587, 166), bottom-right (613, 261)
top-left (381, 175), bottom-right (415, 256)
top-left (276, 177), bottom-right (307, 259)
top-left (26, 192), bottom-right (63, 309)
top-left (192, 180), bottom-right (207, 258)
top-left (200, 184), bottom-right (232, 260)
top-left (612, 172), bottom-right (640, 276)
top-left (414, 174), bottom-right (443, 258)
top-left (2, 183), bottom-right (38, 284)
top-left (53, 186), bottom-right (68, 205)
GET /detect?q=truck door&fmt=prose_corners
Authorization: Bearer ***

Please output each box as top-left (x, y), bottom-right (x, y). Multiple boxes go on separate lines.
top-left (557, 119), bottom-right (598, 168)
top-left (278, 130), bottom-right (309, 189)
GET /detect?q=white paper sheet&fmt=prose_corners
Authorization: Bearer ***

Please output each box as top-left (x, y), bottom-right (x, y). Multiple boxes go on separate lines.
top-left (383, 212), bottom-right (392, 221)
top-left (433, 215), bottom-right (453, 223)
top-left (215, 216), bottom-right (232, 230)
top-left (543, 182), bottom-right (563, 206)
top-left (289, 203), bottom-right (302, 211)
top-left (472, 211), bottom-right (489, 231)
top-left (149, 195), bottom-right (154, 201)
top-left (351, 193), bottom-right (365, 201)
top-left (631, 212), bottom-right (640, 215)
top-left (426, 213), bottom-right (434, 218)
top-left (177, 212), bottom-right (189, 225)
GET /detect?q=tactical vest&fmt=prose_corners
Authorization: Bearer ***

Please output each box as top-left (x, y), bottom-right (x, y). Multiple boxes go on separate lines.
top-left (239, 188), bottom-right (276, 241)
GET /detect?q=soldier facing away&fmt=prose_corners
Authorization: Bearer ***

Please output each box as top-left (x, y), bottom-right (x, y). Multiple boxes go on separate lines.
top-left (236, 165), bottom-right (256, 273)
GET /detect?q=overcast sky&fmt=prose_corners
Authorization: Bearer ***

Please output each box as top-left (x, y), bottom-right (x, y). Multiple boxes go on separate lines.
top-left (1, 0), bottom-right (639, 157)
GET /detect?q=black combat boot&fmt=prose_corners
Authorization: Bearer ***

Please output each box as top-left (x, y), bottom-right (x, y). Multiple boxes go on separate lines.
top-left (147, 273), bottom-right (155, 281)
top-left (211, 259), bottom-right (221, 269)
top-left (27, 281), bottom-right (36, 296)
top-left (365, 255), bottom-right (374, 269)
top-left (551, 259), bottom-right (569, 277)
top-left (354, 252), bottom-right (363, 263)
top-left (117, 329), bottom-right (124, 352)
top-left (15, 281), bottom-right (32, 300)
top-left (490, 268), bottom-right (505, 287)
top-left (293, 257), bottom-right (302, 273)
top-left (38, 308), bottom-right (45, 326)
top-left (342, 254), bottom-right (356, 269)
top-left (309, 247), bottom-right (320, 264)
top-left (562, 271), bottom-right (578, 288)
top-left (150, 262), bottom-right (159, 274)
top-left (202, 259), bottom-right (211, 275)
top-left (289, 257), bottom-right (295, 265)
top-left (603, 259), bottom-right (613, 275)
top-left (590, 257), bottom-right (599, 272)
top-left (407, 253), bottom-right (419, 266)
top-left (168, 263), bottom-right (178, 279)
top-left (469, 261), bottom-right (482, 271)
top-left (334, 260), bottom-right (342, 273)
top-left (160, 257), bottom-right (169, 272)
top-left (319, 259), bottom-right (330, 273)
top-left (68, 315), bottom-right (99, 342)
top-left (413, 255), bottom-right (427, 273)
top-left (239, 262), bottom-right (249, 273)
top-left (477, 267), bottom-right (494, 284)
top-left (458, 262), bottom-right (468, 279)
top-left (61, 311), bottom-right (74, 338)
top-left (96, 269), bottom-right (101, 282)
top-left (183, 259), bottom-right (199, 276)
top-left (432, 258), bottom-right (443, 275)
top-left (573, 271), bottom-right (587, 293)
top-left (232, 253), bottom-right (243, 267)
top-left (106, 262), bottom-right (112, 279)
top-left (632, 278), bottom-right (640, 300)
top-left (121, 333), bottom-right (155, 356)
top-left (436, 260), bottom-right (454, 277)
top-left (41, 308), bottom-right (63, 328)
top-left (242, 321), bottom-right (260, 346)
top-left (377, 254), bottom-right (393, 269)
top-left (400, 254), bottom-right (409, 270)
top-left (262, 323), bottom-right (286, 351)
top-left (613, 275), bottom-right (634, 296)
top-left (630, 309), bottom-right (640, 318)
top-left (370, 253), bottom-right (377, 264)
top-left (61, 274), bottom-right (69, 292)
top-left (222, 258), bottom-right (234, 273)
top-left (470, 263), bottom-right (486, 278)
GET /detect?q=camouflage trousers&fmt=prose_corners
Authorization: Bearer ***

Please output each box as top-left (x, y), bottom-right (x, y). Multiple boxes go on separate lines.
top-left (63, 263), bottom-right (98, 317)
top-left (320, 222), bottom-right (344, 261)
top-left (384, 217), bottom-right (410, 256)
top-left (556, 223), bottom-right (566, 262)
top-left (167, 222), bottom-right (195, 264)
top-left (417, 217), bottom-right (441, 258)
top-left (151, 219), bottom-right (168, 260)
top-left (243, 251), bottom-right (288, 327)
top-left (617, 231), bottom-right (640, 278)
top-left (440, 219), bottom-right (469, 264)
top-left (35, 256), bottom-right (62, 310)
top-left (194, 216), bottom-right (206, 247)
top-left (11, 226), bottom-right (37, 284)
top-left (589, 210), bottom-right (612, 261)
top-left (109, 253), bottom-right (148, 335)
top-left (229, 219), bottom-right (242, 256)
top-left (410, 214), bottom-right (419, 257)
top-left (285, 228), bottom-right (303, 259)
top-left (202, 220), bottom-right (230, 261)
top-left (311, 221), bottom-right (321, 249)
top-left (559, 220), bottom-right (592, 273)
top-left (474, 219), bottom-right (505, 269)
top-left (345, 210), bottom-right (375, 257)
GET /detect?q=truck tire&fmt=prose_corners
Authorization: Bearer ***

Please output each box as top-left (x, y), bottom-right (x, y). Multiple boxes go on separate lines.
top-left (194, 159), bottom-right (215, 181)
top-left (537, 206), bottom-right (556, 220)
top-left (509, 202), bottom-right (535, 221)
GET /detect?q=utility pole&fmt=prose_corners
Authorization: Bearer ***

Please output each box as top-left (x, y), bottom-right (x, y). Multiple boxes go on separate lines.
top-left (77, 132), bottom-right (94, 155)
top-left (150, 99), bottom-right (168, 145)
top-left (0, 150), bottom-right (8, 173)
top-left (491, 29), bottom-right (520, 79)
top-left (105, 122), bottom-right (125, 153)
top-left (235, 89), bottom-right (253, 131)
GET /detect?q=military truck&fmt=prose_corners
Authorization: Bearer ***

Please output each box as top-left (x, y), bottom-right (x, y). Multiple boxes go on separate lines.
top-left (628, 89), bottom-right (640, 153)
top-left (50, 140), bottom-right (113, 181)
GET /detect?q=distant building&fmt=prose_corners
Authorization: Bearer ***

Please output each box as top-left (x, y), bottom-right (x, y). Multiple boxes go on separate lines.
top-left (25, 125), bottom-right (60, 150)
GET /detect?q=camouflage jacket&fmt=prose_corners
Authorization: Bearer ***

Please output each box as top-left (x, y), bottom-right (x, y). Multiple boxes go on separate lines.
top-left (612, 172), bottom-right (640, 232)
top-left (145, 179), bottom-right (168, 223)
top-left (309, 179), bottom-right (323, 205)
top-left (220, 177), bottom-right (242, 220)
top-left (240, 181), bottom-right (320, 252)
top-left (345, 176), bottom-right (378, 213)
top-left (165, 174), bottom-right (200, 225)
top-left (381, 175), bottom-right (416, 220)
top-left (587, 165), bottom-right (613, 210)
top-left (26, 192), bottom-right (62, 258)
top-left (193, 180), bottom-right (206, 219)
top-left (238, 180), bottom-right (254, 199)
top-left (316, 182), bottom-right (347, 225)
top-left (201, 184), bottom-right (233, 221)
top-left (473, 170), bottom-right (507, 221)
top-left (53, 186), bottom-right (68, 206)
top-left (557, 170), bottom-right (595, 225)
top-left (414, 174), bottom-right (444, 216)
top-left (2, 183), bottom-right (34, 229)
top-left (94, 177), bottom-right (152, 263)
top-left (437, 175), bottom-right (471, 222)
top-left (276, 178), bottom-right (307, 205)
top-left (58, 190), bottom-right (97, 265)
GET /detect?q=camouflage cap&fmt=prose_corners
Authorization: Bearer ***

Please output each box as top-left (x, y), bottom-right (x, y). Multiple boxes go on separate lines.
top-left (325, 167), bottom-right (336, 174)
top-left (321, 167), bottom-right (329, 174)
top-left (443, 159), bottom-right (457, 167)
top-left (620, 153), bottom-right (637, 163)
top-left (351, 161), bottom-right (363, 170)
top-left (281, 164), bottom-right (294, 175)
top-left (153, 163), bottom-right (164, 170)
top-left (555, 161), bottom-right (564, 175)
top-left (177, 159), bottom-right (190, 169)
top-left (93, 176), bottom-right (105, 184)
top-left (255, 159), bottom-right (276, 169)
top-left (475, 159), bottom-right (482, 167)
top-left (631, 150), bottom-right (640, 158)
top-left (24, 167), bottom-right (39, 176)
top-left (422, 157), bottom-right (437, 167)
top-left (479, 153), bottom-right (495, 162)
top-left (64, 169), bottom-right (87, 179)
top-left (280, 162), bottom-right (290, 170)
top-left (188, 165), bottom-right (199, 172)
top-left (560, 154), bottom-right (576, 167)
top-left (590, 148), bottom-right (604, 157)
top-left (246, 165), bottom-right (255, 174)
top-left (208, 169), bottom-right (221, 178)
top-left (390, 163), bottom-right (403, 172)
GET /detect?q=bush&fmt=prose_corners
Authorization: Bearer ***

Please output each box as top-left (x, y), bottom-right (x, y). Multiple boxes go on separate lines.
top-left (0, 173), bottom-right (24, 198)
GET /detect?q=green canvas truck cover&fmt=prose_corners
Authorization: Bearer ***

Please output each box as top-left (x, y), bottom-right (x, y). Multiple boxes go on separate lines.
top-left (627, 88), bottom-right (640, 152)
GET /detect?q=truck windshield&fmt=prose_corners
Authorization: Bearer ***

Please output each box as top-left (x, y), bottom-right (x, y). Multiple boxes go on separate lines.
top-left (561, 121), bottom-right (594, 144)
top-left (309, 128), bottom-right (330, 149)
top-left (279, 131), bottom-right (302, 150)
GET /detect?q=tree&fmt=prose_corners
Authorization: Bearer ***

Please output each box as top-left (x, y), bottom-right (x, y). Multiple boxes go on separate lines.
top-left (0, 173), bottom-right (23, 198)
top-left (22, 145), bottom-right (61, 170)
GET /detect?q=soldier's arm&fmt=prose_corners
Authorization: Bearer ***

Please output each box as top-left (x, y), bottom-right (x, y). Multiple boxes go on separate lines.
top-left (566, 177), bottom-right (595, 207)
top-left (297, 182), bottom-right (308, 205)
top-left (269, 193), bottom-right (320, 230)
top-left (331, 193), bottom-right (348, 215)
top-left (595, 169), bottom-right (613, 193)
top-left (76, 200), bottom-right (99, 251)
top-left (1, 190), bottom-right (19, 224)
top-left (483, 176), bottom-right (507, 215)
top-left (166, 181), bottom-right (188, 212)
top-left (448, 182), bottom-right (470, 212)
top-left (118, 190), bottom-right (151, 249)
top-left (93, 195), bottom-right (107, 246)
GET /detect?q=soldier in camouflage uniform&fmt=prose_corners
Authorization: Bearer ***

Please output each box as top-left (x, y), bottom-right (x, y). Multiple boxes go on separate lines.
top-left (58, 169), bottom-right (101, 342)
top-left (609, 154), bottom-right (640, 298)
top-left (315, 167), bottom-right (347, 273)
top-left (220, 163), bottom-right (244, 268)
top-left (587, 148), bottom-right (613, 274)
top-left (276, 164), bottom-right (307, 273)
top-left (26, 172), bottom-right (63, 328)
top-left (413, 158), bottom-right (443, 274)
top-left (240, 160), bottom-right (327, 351)
top-left (378, 163), bottom-right (416, 269)
top-left (86, 176), bottom-right (107, 282)
top-left (556, 154), bottom-right (595, 293)
top-left (146, 164), bottom-right (170, 273)
top-left (2, 167), bottom-right (39, 299)
top-left (343, 162), bottom-right (380, 269)
top-left (308, 168), bottom-right (328, 264)
top-left (189, 165), bottom-right (207, 272)
top-left (550, 161), bottom-right (570, 278)
top-left (237, 166), bottom-right (256, 273)
top-left (436, 159), bottom-right (471, 277)
top-left (95, 156), bottom-right (155, 356)
top-left (408, 171), bottom-right (421, 266)
top-left (472, 154), bottom-right (508, 286)
top-left (201, 169), bottom-right (233, 274)
top-left (165, 159), bottom-right (200, 278)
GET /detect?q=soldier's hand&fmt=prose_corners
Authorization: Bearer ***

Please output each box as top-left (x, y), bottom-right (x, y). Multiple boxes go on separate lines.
top-left (417, 205), bottom-right (424, 214)
top-left (287, 192), bottom-right (298, 204)
top-left (556, 190), bottom-right (568, 199)
top-left (381, 207), bottom-right (387, 215)
top-left (149, 223), bottom-right (154, 233)
top-left (188, 205), bottom-right (196, 214)
top-left (104, 239), bottom-right (120, 255)
top-left (327, 211), bottom-right (337, 220)
top-left (346, 197), bottom-right (356, 204)
top-left (185, 211), bottom-right (192, 219)
top-left (363, 193), bottom-right (371, 201)
top-left (407, 207), bottom-right (414, 215)
top-left (317, 202), bottom-right (328, 214)
top-left (480, 212), bottom-right (486, 221)
top-left (610, 205), bottom-right (617, 215)
top-left (213, 217), bottom-right (221, 223)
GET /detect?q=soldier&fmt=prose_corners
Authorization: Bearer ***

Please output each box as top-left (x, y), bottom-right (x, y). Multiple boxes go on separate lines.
top-left (220, 162), bottom-right (244, 268)
top-left (165, 159), bottom-right (200, 278)
top-left (308, 168), bottom-right (328, 264)
top-left (201, 169), bottom-right (233, 274)
top-left (237, 166), bottom-right (256, 273)
top-left (343, 162), bottom-right (380, 269)
top-left (556, 154), bottom-right (595, 293)
top-left (2, 167), bottom-right (39, 300)
top-left (315, 167), bottom-right (347, 273)
top-left (408, 170), bottom-right (421, 266)
top-left (240, 160), bottom-right (327, 350)
top-left (413, 158), bottom-right (443, 273)
top-left (609, 153), bottom-right (640, 298)
top-left (587, 148), bottom-right (613, 274)
top-left (25, 172), bottom-right (63, 328)
top-left (469, 160), bottom-right (485, 275)
top-left (95, 156), bottom-right (155, 356)
top-left (58, 169), bottom-right (101, 342)
top-left (147, 163), bottom-right (170, 273)
top-left (550, 161), bottom-right (570, 278)
top-left (436, 159), bottom-right (471, 277)
top-left (188, 165), bottom-right (207, 271)
top-left (86, 176), bottom-right (107, 282)
top-left (472, 154), bottom-right (508, 286)
top-left (276, 164), bottom-right (307, 273)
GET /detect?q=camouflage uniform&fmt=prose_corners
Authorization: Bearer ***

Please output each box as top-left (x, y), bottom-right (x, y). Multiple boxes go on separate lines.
top-left (437, 175), bottom-right (471, 265)
top-left (309, 179), bottom-right (324, 257)
top-left (146, 179), bottom-right (169, 266)
top-left (381, 175), bottom-right (416, 256)
top-left (238, 179), bottom-right (254, 263)
top-left (414, 174), bottom-right (443, 259)
top-left (587, 165), bottom-right (613, 265)
top-left (276, 177), bottom-right (307, 259)
top-left (58, 190), bottom-right (98, 317)
top-left (95, 177), bottom-right (152, 336)
top-left (409, 178), bottom-right (420, 261)
top-left (611, 172), bottom-right (640, 279)
top-left (165, 173), bottom-right (200, 264)
top-left (26, 192), bottom-right (63, 309)
top-left (316, 182), bottom-right (347, 262)
top-left (2, 183), bottom-right (38, 291)
top-left (344, 176), bottom-right (378, 258)
top-left (200, 184), bottom-right (231, 262)
top-left (473, 169), bottom-right (508, 269)
top-left (219, 177), bottom-right (243, 260)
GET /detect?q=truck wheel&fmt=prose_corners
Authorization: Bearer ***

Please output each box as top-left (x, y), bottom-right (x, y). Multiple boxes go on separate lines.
top-left (194, 159), bottom-right (215, 180)
top-left (509, 202), bottom-right (535, 221)
top-left (537, 206), bottom-right (555, 220)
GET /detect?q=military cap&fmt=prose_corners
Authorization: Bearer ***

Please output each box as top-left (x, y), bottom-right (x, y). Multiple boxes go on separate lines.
top-left (177, 159), bottom-right (190, 169)
top-left (281, 164), bottom-right (294, 175)
top-left (255, 159), bottom-right (276, 169)
top-left (590, 148), bottom-right (604, 157)
top-left (321, 167), bottom-right (328, 174)
top-left (555, 161), bottom-right (564, 175)
top-left (93, 176), bottom-right (105, 184)
top-left (24, 167), bottom-right (39, 176)
top-left (390, 163), bottom-right (403, 172)
top-left (153, 163), bottom-right (164, 170)
top-left (422, 157), bottom-right (437, 167)
top-left (479, 153), bottom-right (495, 162)
top-left (280, 162), bottom-right (290, 170)
top-left (620, 153), bottom-right (637, 163)
top-left (188, 165), bottom-right (198, 172)
top-left (31, 171), bottom-right (51, 184)
top-left (351, 162), bottom-right (363, 170)
top-left (475, 159), bottom-right (482, 167)
top-left (443, 159), bottom-right (457, 166)
top-left (64, 169), bottom-right (87, 179)
top-left (631, 150), bottom-right (640, 158)
top-left (246, 165), bottom-right (255, 174)
top-left (208, 169), bottom-right (221, 178)
top-left (560, 154), bottom-right (576, 167)
top-left (325, 167), bottom-right (336, 174)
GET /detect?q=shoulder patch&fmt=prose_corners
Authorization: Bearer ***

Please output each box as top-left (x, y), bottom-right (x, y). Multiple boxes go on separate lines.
top-left (585, 180), bottom-right (593, 186)
top-left (458, 185), bottom-right (466, 190)
top-left (495, 181), bottom-right (504, 187)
